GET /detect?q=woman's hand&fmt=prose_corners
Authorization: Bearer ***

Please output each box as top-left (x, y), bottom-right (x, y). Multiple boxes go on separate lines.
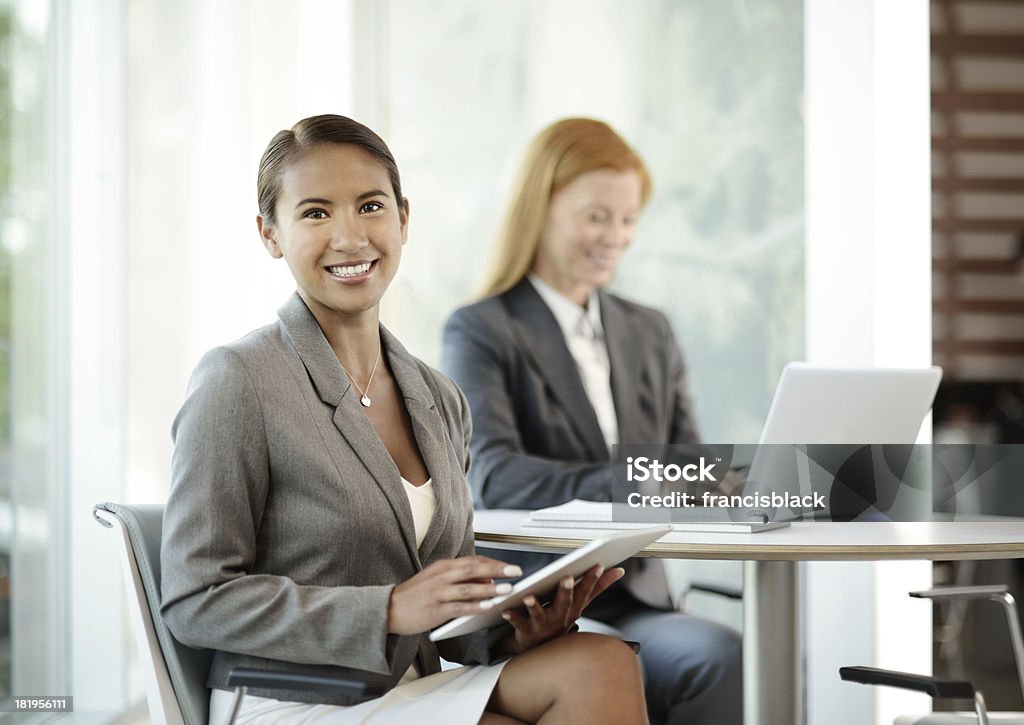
top-left (387, 556), bottom-right (522, 635)
top-left (500, 564), bottom-right (625, 653)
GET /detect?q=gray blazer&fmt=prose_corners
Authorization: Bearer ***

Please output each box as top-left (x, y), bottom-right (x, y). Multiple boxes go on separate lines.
top-left (161, 293), bottom-right (506, 706)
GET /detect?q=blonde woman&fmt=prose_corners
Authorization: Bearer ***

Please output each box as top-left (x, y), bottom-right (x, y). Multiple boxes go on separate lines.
top-left (442, 118), bottom-right (742, 725)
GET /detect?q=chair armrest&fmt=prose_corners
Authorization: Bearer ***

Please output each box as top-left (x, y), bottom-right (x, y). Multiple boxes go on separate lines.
top-left (226, 667), bottom-right (371, 697)
top-left (839, 666), bottom-right (976, 700)
top-left (909, 585), bottom-right (1008, 602)
top-left (910, 583), bottom-right (1024, 705)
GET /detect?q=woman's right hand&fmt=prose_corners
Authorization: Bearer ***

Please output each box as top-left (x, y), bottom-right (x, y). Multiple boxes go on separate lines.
top-left (387, 556), bottom-right (522, 635)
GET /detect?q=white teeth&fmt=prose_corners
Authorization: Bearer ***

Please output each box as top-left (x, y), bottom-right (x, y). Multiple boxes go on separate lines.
top-left (328, 262), bottom-right (372, 277)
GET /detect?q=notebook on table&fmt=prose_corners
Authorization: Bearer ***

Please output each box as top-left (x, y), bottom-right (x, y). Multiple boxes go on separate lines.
top-left (525, 499), bottom-right (789, 533)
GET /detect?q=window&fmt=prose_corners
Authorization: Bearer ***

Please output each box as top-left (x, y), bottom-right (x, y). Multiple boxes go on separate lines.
top-left (0, 0), bottom-right (66, 701)
top-left (379, 0), bottom-right (806, 443)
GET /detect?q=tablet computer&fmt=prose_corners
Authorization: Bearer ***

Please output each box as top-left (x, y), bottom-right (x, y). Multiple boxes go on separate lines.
top-left (428, 525), bottom-right (671, 641)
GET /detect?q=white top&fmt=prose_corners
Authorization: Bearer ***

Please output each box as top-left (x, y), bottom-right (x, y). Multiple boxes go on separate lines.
top-left (401, 476), bottom-right (436, 547)
top-left (528, 275), bottom-right (619, 453)
top-left (396, 476), bottom-right (436, 685)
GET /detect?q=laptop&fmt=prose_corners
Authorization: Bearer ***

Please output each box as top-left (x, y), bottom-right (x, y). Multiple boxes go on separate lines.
top-left (734, 362), bottom-right (943, 521)
top-left (756, 363), bottom-right (943, 447)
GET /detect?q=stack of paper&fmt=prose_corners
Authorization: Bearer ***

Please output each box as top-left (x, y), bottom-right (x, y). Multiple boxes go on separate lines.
top-left (525, 499), bottom-right (788, 534)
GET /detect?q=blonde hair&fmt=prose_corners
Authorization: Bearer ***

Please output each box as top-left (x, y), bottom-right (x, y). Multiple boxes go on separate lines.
top-left (478, 118), bottom-right (652, 298)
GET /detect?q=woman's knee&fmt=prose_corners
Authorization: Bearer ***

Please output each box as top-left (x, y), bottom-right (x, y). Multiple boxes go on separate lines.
top-left (490, 632), bottom-right (646, 722)
top-left (565, 632), bottom-right (643, 684)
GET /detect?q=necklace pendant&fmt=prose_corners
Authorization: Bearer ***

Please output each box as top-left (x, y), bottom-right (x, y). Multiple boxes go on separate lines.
top-left (360, 394), bottom-right (372, 407)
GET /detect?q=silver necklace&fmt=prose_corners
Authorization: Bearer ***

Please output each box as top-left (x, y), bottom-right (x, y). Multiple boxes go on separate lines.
top-left (338, 344), bottom-right (381, 407)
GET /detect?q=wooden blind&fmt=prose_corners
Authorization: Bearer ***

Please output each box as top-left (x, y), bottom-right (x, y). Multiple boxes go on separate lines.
top-left (932, 0), bottom-right (1024, 381)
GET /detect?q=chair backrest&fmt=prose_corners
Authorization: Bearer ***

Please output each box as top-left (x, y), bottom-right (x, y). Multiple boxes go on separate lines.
top-left (94, 502), bottom-right (213, 725)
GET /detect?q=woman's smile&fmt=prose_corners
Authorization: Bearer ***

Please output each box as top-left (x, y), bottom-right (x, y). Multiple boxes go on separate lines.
top-left (325, 258), bottom-right (378, 283)
top-left (583, 249), bottom-right (619, 271)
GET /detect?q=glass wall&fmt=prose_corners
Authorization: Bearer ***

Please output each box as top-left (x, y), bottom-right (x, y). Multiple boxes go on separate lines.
top-left (380, 0), bottom-right (805, 443)
top-left (0, 1), bottom-right (13, 697)
top-left (0, 0), bottom-right (65, 701)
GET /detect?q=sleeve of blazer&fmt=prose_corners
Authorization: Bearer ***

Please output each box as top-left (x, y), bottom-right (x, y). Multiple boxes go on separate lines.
top-left (442, 306), bottom-right (614, 510)
top-left (659, 310), bottom-right (701, 444)
top-left (160, 346), bottom-right (397, 675)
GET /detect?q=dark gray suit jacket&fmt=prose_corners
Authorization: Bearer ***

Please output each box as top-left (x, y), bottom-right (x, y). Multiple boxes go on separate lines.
top-left (442, 279), bottom-right (700, 508)
top-left (442, 280), bottom-right (700, 616)
top-left (161, 293), bottom-right (506, 706)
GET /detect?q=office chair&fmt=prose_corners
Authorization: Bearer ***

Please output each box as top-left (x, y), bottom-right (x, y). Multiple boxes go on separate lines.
top-left (93, 502), bottom-right (366, 725)
top-left (840, 585), bottom-right (1024, 724)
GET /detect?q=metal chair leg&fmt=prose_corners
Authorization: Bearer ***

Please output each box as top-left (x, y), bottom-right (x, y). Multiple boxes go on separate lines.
top-left (973, 690), bottom-right (989, 725)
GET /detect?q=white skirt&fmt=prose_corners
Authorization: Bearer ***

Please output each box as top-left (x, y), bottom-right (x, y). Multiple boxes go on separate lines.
top-left (209, 662), bottom-right (508, 725)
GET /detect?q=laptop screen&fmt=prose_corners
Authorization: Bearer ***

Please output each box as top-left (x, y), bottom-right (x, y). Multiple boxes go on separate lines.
top-left (745, 363), bottom-right (943, 520)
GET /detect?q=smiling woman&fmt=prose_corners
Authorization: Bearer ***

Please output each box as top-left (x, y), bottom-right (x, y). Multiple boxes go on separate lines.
top-left (158, 114), bottom-right (647, 724)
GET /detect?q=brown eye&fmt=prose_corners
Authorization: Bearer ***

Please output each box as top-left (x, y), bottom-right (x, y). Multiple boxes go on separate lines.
top-left (359, 201), bottom-right (384, 214)
top-left (303, 208), bottom-right (328, 220)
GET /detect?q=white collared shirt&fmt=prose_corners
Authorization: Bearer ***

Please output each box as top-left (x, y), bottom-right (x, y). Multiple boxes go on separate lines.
top-left (528, 274), bottom-right (619, 454)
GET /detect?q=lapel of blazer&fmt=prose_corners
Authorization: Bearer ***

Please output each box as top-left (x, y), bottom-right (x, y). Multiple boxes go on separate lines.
top-left (379, 326), bottom-right (453, 564)
top-left (600, 290), bottom-right (644, 446)
top-left (504, 280), bottom-right (609, 461)
top-left (276, 294), bottom-right (423, 566)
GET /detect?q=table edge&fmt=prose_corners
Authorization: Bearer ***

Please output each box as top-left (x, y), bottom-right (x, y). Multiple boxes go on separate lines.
top-left (474, 532), bottom-right (1024, 562)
